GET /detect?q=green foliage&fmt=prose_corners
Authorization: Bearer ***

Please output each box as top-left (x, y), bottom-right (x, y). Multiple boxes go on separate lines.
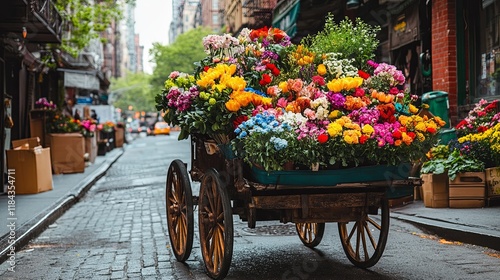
top-left (55, 0), bottom-right (134, 56)
top-left (421, 150), bottom-right (484, 180)
top-left (150, 27), bottom-right (214, 91)
top-left (109, 72), bottom-right (155, 112)
top-left (303, 14), bottom-right (380, 71)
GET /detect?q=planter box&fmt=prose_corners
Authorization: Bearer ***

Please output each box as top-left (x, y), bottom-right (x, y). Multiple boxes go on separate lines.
top-left (6, 137), bottom-right (53, 194)
top-left (485, 167), bottom-right (500, 197)
top-left (420, 173), bottom-right (449, 208)
top-left (49, 133), bottom-right (85, 174)
top-left (115, 127), bottom-right (124, 147)
top-left (449, 172), bottom-right (485, 208)
top-left (250, 163), bottom-right (412, 186)
top-left (84, 134), bottom-right (97, 163)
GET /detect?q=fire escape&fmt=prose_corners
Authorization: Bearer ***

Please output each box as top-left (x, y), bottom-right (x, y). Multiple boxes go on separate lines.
top-left (242, 0), bottom-right (276, 29)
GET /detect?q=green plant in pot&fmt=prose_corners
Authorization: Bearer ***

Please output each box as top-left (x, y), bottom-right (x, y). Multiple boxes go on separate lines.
top-left (421, 149), bottom-right (484, 180)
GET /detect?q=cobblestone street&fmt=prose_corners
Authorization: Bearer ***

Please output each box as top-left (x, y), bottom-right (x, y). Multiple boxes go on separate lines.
top-left (0, 137), bottom-right (182, 279)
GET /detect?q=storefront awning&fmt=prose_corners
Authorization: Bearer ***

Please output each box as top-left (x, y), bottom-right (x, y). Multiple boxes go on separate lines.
top-left (58, 69), bottom-right (100, 90)
top-left (272, 0), bottom-right (300, 38)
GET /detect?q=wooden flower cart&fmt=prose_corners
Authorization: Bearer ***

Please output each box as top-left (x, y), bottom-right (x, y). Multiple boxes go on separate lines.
top-left (165, 134), bottom-right (421, 279)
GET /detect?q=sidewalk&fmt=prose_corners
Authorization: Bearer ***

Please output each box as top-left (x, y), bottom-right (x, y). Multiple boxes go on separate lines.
top-left (0, 146), bottom-right (124, 263)
top-left (391, 200), bottom-right (500, 251)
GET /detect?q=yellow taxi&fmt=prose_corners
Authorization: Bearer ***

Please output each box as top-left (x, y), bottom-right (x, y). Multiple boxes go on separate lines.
top-left (153, 122), bottom-right (171, 135)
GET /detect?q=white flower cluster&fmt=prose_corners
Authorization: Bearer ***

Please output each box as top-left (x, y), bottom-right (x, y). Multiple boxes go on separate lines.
top-left (323, 53), bottom-right (358, 78)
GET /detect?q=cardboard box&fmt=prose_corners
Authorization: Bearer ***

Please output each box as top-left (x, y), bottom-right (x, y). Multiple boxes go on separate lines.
top-left (6, 138), bottom-right (53, 194)
top-left (49, 133), bottom-right (85, 174)
top-left (486, 167), bottom-right (500, 197)
top-left (29, 109), bottom-right (51, 147)
top-left (115, 127), bottom-right (124, 147)
top-left (84, 134), bottom-right (97, 163)
top-left (421, 173), bottom-right (449, 208)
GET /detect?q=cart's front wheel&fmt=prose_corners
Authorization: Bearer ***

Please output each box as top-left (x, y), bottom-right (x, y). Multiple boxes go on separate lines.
top-left (296, 223), bottom-right (325, 248)
top-left (338, 197), bottom-right (389, 268)
top-left (199, 169), bottom-right (233, 279)
top-left (166, 159), bottom-right (194, 262)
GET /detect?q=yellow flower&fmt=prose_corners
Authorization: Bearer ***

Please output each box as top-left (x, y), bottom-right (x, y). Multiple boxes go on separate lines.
top-left (328, 110), bottom-right (341, 119)
top-left (327, 122), bottom-right (343, 137)
top-left (415, 122), bottom-right (426, 132)
top-left (317, 64), bottom-right (327, 76)
top-left (343, 130), bottom-right (361, 144)
top-left (362, 124), bottom-right (374, 136)
top-left (409, 104), bottom-right (419, 114)
top-left (327, 79), bottom-right (344, 93)
top-left (279, 81), bottom-right (289, 93)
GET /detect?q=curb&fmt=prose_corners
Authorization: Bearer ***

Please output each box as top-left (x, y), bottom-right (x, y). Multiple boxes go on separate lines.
top-left (0, 148), bottom-right (124, 264)
top-left (391, 213), bottom-right (500, 252)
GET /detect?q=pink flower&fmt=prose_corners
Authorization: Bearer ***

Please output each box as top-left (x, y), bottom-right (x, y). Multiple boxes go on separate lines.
top-left (276, 97), bottom-right (288, 108)
top-left (304, 108), bottom-right (316, 120)
top-left (169, 71), bottom-right (180, 79)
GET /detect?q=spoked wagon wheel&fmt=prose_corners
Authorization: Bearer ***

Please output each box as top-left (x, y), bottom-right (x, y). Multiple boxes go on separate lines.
top-left (166, 159), bottom-right (194, 262)
top-left (338, 197), bottom-right (389, 268)
top-left (296, 223), bottom-right (325, 248)
top-left (199, 168), bottom-right (234, 280)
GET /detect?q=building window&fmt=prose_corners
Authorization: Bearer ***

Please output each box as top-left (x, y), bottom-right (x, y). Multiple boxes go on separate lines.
top-left (477, 0), bottom-right (500, 98)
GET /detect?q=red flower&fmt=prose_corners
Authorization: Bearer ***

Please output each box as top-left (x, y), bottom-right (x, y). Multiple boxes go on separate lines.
top-left (477, 126), bottom-right (488, 133)
top-left (485, 100), bottom-right (498, 111)
top-left (455, 119), bottom-right (467, 129)
top-left (392, 130), bottom-right (402, 139)
top-left (353, 87), bottom-right (365, 97)
top-left (426, 127), bottom-right (437, 134)
top-left (259, 73), bottom-right (272, 86)
top-left (407, 132), bottom-right (416, 139)
top-left (203, 66), bottom-right (210, 72)
top-left (317, 134), bottom-right (328, 144)
top-left (266, 63), bottom-right (280, 76)
top-left (269, 27), bottom-right (287, 42)
top-left (358, 70), bottom-right (370, 79)
top-left (312, 75), bottom-right (325, 86)
top-left (359, 135), bottom-right (369, 144)
top-left (250, 27), bottom-right (269, 41)
top-left (233, 115), bottom-right (248, 129)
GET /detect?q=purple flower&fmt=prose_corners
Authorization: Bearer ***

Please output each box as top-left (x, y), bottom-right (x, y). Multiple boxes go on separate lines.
top-left (327, 92), bottom-right (346, 109)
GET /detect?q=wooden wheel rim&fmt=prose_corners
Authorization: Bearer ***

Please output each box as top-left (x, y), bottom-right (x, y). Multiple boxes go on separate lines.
top-left (296, 223), bottom-right (325, 248)
top-left (199, 169), bottom-right (233, 279)
top-left (166, 160), bottom-right (193, 262)
top-left (338, 198), bottom-right (389, 268)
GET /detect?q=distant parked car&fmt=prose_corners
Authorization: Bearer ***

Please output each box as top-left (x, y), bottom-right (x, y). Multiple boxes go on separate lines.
top-left (128, 121), bottom-right (140, 134)
top-left (153, 122), bottom-right (171, 135)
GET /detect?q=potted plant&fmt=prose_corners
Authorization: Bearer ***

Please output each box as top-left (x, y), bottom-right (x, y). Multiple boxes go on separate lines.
top-left (420, 145), bottom-right (450, 208)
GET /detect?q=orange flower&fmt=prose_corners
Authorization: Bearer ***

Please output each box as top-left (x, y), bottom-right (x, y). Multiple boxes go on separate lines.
top-left (225, 99), bottom-right (240, 112)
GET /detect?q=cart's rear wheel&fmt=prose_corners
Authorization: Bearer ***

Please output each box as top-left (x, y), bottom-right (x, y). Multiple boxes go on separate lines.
top-left (338, 197), bottom-right (389, 268)
top-left (296, 223), bottom-right (325, 248)
top-left (199, 169), bottom-right (233, 279)
top-left (166, 159), bottom-right (194, 262)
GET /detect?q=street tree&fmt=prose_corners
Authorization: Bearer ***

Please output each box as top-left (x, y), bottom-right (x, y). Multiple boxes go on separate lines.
top-left (149, 27), bottom-right (214, 92)
top-left (54, 0), bottom-right (135, 56)
top-left (109, 72), bottom-right (155, 113)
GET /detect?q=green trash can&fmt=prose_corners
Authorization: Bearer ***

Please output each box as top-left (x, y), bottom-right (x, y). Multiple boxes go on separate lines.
top-left (421, 91), bottom-right (450, 128)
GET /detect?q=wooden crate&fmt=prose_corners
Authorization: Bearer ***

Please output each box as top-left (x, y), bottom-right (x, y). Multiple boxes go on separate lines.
top-left (449, 172), bottom-right (485, 208)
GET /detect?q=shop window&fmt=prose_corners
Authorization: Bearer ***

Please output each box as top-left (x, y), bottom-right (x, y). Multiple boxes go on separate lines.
top-left (477, 0), bottom-right (500, 98)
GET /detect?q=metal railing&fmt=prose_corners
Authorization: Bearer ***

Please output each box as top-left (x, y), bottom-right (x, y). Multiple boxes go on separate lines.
top-left (30, 0), bottom-right (63, 38)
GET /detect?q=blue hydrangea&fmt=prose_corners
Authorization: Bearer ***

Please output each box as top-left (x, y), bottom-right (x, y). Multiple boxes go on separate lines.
top-left (270, 137), bottom-right (288, 150)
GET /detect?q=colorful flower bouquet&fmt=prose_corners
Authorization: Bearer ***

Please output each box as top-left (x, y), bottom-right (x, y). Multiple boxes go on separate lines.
top-left (35, 97), bottom-right (57, 110)
top-left (80, 119), bottom-right (97, 138)
top-left (97, 121), bottom-right (115, 133)
top-left (450, 99), bottom-right (500, 168)
top-left (156, 17), bottom-right (446, 171)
